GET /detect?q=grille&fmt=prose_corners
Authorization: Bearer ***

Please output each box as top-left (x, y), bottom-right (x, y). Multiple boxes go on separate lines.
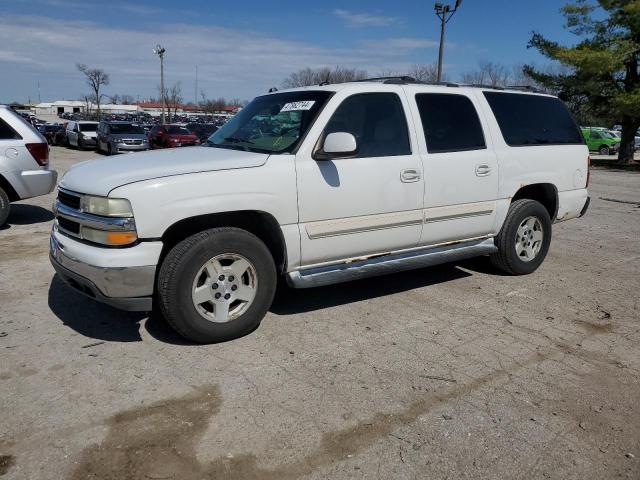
top-left (58, 217), bottom-right (80, 235)
top-left (123, 139), bottom-right (143, 145)
top-left (58, 190), bottom-right (81, 210)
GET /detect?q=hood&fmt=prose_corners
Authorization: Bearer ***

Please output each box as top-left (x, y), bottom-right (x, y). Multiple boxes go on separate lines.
top-left (61, 146), bottom-right (270, 196)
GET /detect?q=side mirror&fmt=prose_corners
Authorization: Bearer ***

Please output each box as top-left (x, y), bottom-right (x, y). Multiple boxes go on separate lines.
top-left (316, 132), bottom-right (357, 160)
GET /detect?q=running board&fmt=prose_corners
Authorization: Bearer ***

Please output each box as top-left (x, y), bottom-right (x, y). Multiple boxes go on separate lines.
top-left (287, 237), bottom-right (497, 289)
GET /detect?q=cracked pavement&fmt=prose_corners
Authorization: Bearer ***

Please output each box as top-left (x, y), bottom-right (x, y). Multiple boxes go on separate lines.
top-left (0, 147), bottom-right (638, 479)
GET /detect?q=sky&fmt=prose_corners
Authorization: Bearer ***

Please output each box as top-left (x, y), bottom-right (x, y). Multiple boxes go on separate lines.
top-left (0, 0), bottom-right (584, 104)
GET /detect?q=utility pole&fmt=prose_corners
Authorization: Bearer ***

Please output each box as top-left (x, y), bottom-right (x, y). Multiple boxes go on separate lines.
top-left (195, 64), bottom-right (198, 105)
top-left (434, 0), bottom-right (462, 83)
top-left (153, 44), bottom-right (166, 124)
top-left (37, 80), bottom-right (41, 103)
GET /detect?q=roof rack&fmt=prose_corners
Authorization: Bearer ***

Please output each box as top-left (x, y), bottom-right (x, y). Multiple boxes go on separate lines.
top-left (464, 84), bottom-right (543, 93)
top-left (341, 76), bottom-right (461, 87)
top-left (347, 76), bottom-right (419, 85)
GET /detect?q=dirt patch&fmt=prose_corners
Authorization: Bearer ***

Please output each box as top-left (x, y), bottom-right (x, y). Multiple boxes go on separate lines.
top-left (575, 320), bottom-right (614, 334)
top-left (0, 455), bottom-right (15, 476)
top-left (70, 386), bottom-right (222, 480)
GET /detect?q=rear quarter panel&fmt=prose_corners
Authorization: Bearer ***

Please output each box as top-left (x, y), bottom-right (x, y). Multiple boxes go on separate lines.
top-left (473, 91), bottom-right (589, 227)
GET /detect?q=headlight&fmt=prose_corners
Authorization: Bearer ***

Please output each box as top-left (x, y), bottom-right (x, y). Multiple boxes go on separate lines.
top-left (80, 195), bottom-right (134, 217)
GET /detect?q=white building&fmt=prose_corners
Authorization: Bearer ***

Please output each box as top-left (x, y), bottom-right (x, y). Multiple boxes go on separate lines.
top-left (35, 100), bottom-right (85, 116)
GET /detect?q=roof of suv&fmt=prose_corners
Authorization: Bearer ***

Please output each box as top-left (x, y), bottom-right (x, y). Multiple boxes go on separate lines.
top-left (268, 77), bottom-right (554, 98)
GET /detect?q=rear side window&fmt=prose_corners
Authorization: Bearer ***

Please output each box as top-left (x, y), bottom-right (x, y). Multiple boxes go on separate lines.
top-left (483, 92), bottom-right (583, 146)
top-left (415, 94), bottom-right (486, 154)
top-left (324, 93), bottom-right (411, 158)
top-left (0, 117), bottom-right (22, 140)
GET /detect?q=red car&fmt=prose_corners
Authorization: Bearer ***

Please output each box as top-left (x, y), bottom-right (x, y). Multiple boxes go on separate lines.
top-left (148, 124), bottom-right (200, 149)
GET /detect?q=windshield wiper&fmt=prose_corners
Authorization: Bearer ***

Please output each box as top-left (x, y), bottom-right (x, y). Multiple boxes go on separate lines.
top-left (223, 136), bottom-right (254, 144)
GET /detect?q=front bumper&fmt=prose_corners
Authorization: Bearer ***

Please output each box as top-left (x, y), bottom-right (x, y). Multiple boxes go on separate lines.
top-left (113, 143), bottom-right (149, 153)
top-left (49, 230), bottom-right (160, 311)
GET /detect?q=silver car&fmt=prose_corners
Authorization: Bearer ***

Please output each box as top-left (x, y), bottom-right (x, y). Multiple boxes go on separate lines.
top-left (96, 121), bottom-right (149, 155)
top-left (0, 105), bottom-right (58, 226)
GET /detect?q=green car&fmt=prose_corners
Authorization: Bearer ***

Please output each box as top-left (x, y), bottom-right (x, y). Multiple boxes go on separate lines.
top-left (580, 127), bottom-right (620, 155)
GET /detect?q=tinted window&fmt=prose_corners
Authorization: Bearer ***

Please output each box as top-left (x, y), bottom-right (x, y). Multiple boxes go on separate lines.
top-left (0, 118), bottom-right (21, 140)
top-left (416, 93), bottom-right (485, 153)
top-left (167, 126), bottom-right (191, 135)
top-left (484, 92), bottom-right (583, 146)
top-left (79, 123), bottom-right (97, 132)
top-left (109, 123), bottom-right (144, 135)
top-left (323, 93), bottom-right (411, 158)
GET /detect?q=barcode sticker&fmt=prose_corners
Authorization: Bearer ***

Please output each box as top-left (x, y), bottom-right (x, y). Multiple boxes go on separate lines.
top-left (280, 101), bottom-right (316, 112)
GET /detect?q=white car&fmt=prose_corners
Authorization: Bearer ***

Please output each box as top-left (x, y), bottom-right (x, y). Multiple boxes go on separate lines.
top-left (50, 79), bottom-right (590, 343)
top-left (66, 121), bottom-right (98, 149)
top-left (0, 105), bottom-right (58, 226)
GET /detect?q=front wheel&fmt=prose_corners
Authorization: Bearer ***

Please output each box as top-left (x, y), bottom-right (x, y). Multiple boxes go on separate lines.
top-left (490, 199), bottom-right (552, 275)
top-left (0, 187), bottom-right (10, 227)
top-left (157, 228), bottom-right (277, 343)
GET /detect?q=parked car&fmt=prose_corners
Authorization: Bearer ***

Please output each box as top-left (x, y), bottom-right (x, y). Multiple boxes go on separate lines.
top-left (53, 122), bottom-right (69, 146)
top-left (38, 124), bottom-right (64, 145)
top-left (0, 105), bottom-right (57, 226)
top-left (186, 123), bottom-right (219, 143)
top-left (96, 121), bottom-right (149, 155)
top-left (148, 124), bottom-right (200, 149)
top-left (66, 121), bottom-right (98, 150)
top-left (51, 80), bottom-right (590, 344)
top-left (581, 127), bottom-right (620, 155)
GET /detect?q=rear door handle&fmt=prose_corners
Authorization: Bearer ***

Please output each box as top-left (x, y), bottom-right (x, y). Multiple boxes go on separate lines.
top-left (475, 164), bottom-right (491, 176)
top-left (400, 169), bottom-right (421, 183)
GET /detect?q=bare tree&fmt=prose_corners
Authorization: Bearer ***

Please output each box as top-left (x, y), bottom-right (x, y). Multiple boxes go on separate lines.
top-left (158, 82), bottom-right (183, 119)
top-left (282, 66), bottom-right (368, 88)
top-left (76, 64), bottom-right (109, 119)
top-left (462, 61), bottom-right (510, 87)
top-left (408, 63), bottom-right (444, 83)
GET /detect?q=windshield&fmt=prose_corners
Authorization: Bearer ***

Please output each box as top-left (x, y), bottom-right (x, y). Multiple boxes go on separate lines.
top-left (80, 123), bottom-right (97, 132)
top-left (109, 123), bottom-right (144, 135)
top-left (167, 126), bottom-right (192, 135)
top-left (207, 91), bottom-right (332, 153)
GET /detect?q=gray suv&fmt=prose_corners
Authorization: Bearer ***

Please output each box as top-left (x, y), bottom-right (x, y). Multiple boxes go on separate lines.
top-left (96, 121), bottom-right (149, 155)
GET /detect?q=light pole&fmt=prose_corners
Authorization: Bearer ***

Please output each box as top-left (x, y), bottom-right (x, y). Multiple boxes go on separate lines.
top-left (153, 44), bottom-right (166, 124)
top-left (434, 0), bottom-right (462, 83)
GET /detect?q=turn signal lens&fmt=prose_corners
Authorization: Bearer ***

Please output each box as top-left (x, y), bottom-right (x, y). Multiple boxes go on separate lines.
top-left (81, 226), bottom-right (137, 246)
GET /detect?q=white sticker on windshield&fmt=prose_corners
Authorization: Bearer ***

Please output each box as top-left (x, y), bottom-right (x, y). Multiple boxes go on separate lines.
top-left (280, 100), bottom-right (316, 112)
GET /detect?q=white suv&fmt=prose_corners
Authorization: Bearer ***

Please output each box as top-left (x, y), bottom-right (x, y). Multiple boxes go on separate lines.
top-left (50, 79), bottom-right (590, 343)
top-left (0, 105), bottom-right (58, 226)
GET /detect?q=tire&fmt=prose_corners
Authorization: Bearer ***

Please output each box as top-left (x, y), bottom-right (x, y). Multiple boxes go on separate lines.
top-left (599, 145), bottom-right (610, 155)
top-left (490, 199), bottom-right (552, 275)
top-left (107, 143), bottom-right (113, 156)
top-left (78, 137), bottom-right (84, 150)
top-left (0, 187), bottom-right (9, 227)
top-left (157, 227), bottom-right (277, 344)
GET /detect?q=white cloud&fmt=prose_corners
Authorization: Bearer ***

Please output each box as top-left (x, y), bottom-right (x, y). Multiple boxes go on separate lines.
top-left (333, 9), bottom-right (399, 27)
top-left (0, 15), bottom-right (438, 102)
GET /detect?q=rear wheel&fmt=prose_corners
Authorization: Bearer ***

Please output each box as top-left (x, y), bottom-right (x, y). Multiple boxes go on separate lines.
top-left (599, 145), bottom-right (610, 155)
top-left (0, 187), bottom-right (10, 227)
top-left (490, 199), bottom-right (552, 275)
top-left (157, 228), bottom-right (277, 344)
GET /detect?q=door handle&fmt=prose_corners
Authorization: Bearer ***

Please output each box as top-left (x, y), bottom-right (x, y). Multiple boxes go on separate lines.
top-left (400, 169), bottom-right (421, 183)
top-left (475, 164), bottom-right (492, 176)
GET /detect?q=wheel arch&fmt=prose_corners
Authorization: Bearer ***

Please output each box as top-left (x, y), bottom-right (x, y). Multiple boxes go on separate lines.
top-left (511, 183), bottom-right (558, 221)
top-left (159, 210), bottom-right (288, 274)
top-left (0, 174), bottom-right (20, 201)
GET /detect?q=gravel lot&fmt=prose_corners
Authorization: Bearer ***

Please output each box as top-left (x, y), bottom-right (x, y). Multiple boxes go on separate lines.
top-left (1, 146), bottom-right (639, 480)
